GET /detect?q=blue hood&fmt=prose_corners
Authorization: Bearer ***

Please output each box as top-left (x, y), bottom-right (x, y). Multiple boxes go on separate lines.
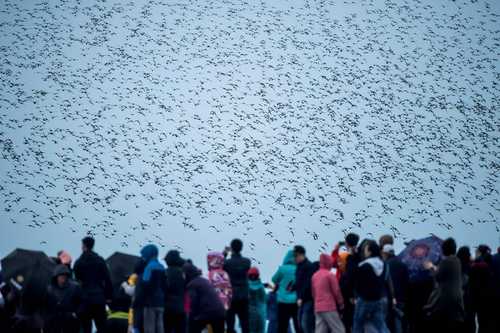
top-left (141, 244), bottom-right (159, 262)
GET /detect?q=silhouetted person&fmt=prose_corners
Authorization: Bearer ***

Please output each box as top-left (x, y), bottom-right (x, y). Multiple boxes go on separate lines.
top-left (223, 239), bottom-right (251, 333)
top-left (74, 236), bottom-right (112, 333)
top-left (44, 265), bottom-right (82, 333)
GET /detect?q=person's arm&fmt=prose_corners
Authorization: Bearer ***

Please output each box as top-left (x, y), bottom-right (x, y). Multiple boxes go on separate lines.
top-left (272, 268), bottom-right (282, 285)
top-left (121, 282), bottom-right (136, 297)
top-left (188, 285), bottom-right (199, 318)
top-left (73, 259), bottom-right (81, 282)
top-left (329, 274), bottom-right (344, 311)
top-left (101, 258), bottom-right (113, 302)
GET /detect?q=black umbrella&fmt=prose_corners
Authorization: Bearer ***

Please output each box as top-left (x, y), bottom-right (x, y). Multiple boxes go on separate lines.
top-left (1, 248), bottom-right (56, 284)
top-left (1, 248), bottom-right (57, 311)
top-left (106, 252), bottom-right (141, 287)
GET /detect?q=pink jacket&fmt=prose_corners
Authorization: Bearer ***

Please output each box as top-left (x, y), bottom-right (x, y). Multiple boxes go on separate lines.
top-left (207, 251), bottom-right (233, 310)
top-left (312, 253), bottom-right (344, 313)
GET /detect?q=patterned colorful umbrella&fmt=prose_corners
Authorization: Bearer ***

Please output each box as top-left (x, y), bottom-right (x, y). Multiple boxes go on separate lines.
top-left (398, 235), bottom-right (443, 281)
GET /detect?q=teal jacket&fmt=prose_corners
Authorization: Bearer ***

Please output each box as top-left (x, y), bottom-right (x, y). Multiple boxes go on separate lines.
top-left (272, 250), bottom-right (297, 304)
top-left (248, 279), bottom-right (267, 333)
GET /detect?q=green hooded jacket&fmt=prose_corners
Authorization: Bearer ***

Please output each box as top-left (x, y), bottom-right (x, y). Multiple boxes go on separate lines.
top-left (272, 250), bottom-right (297, 304)
top-left (248, 279), bottom-right (267, 333)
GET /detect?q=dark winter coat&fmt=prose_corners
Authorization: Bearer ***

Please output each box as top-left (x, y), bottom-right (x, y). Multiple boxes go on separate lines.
top-left (339, 252), bottom-right (359, 302)
top-left (386, 254), bottom-right (409, 303)
top-left (425, 255), bottom-right (464, 322)
top-left (136, 245), bottom-right (166, 308)
top-left (492, 253), bottom-right (500, 300)
top-left (295, 258), bottom-right (319, 303)
top-left (223, 253), bottom-right (251, 301)
top-left (74, 250), bottom-right (113, 305)
top-left (164, 250), bottom-right (185, 314)
top-left (45, 265), bottom-right (82, 316)
top-left (354, 257), bottom-right (386, 301)
top-left (184, 264), bottom-right (225, 321)
top-left (44, 265), bottom-right (82, 333)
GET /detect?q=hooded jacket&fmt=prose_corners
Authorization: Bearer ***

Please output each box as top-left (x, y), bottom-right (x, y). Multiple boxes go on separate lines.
top-left (136, 245), bottom-right (166, 307)
top-left (45, 265), bottom-right (82, 317)
top-left (355, 256), bottom-right (386, 301)
top-left (207, 252), bottom-right (232, 310)
top-left (74, 250), bottom-right (113, 305)
top-left (272, 250), bottom-right (297, 304)
top-left (223, 252), bottom-right (251, 301)
top-left (312, 254), bottom-right (344, 313)
top-left (248, 279), bottom-right (267, 333)
top-left (184, 264), bottom-right (225, 321)
top-left (164, 250), bottom-right (185, 314)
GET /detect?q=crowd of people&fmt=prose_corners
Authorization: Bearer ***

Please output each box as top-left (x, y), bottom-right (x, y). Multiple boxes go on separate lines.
top-left (0, 234), bottom-right (499, 333)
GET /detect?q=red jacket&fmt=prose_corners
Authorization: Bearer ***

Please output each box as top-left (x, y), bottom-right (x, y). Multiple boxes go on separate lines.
top-left (312, 254), bottom-right (344, 313)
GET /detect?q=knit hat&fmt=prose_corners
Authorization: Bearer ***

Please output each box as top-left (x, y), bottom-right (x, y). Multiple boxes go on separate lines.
top-left (248, 267), bottom-right (260, 279)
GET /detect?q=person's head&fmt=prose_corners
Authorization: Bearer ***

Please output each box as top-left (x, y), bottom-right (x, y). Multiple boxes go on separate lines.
top-left (345, 233), bottom-right (360, 249)
top-left (457, 246), bottom-right (471, 267)
top-left (442, 238), bottom-right (457, 256)
top-left (363, 240), bottom-right (380, 259)
top-left (53, 265), bottom-right (71, 288)
top-left (82, 236), bottom-right (95, 252)
top-left (248, 267), bottom-right (260, 281)
top-left (230, 238), bottom-right (243, 254)
top-left (476, 244), bottom-right (491, 260)
top-left (183, 263), bottom-right (202, 283)
top-left (293, 245), bottom-right (306, 264)
top-left (381, 244), bottom-right (395, 260)
top-left (319, 253), bottom-right (333, 270)
top-left (57, 250), bottom-right (72, 266)
top-left (140, 244), bottom-right (159, 262)
top-left (379, 234), bottom-right (394, 249)
top-left (57, 274), bottom-right (68, 287)
top-left (165, 250), bottom-right (185, 267)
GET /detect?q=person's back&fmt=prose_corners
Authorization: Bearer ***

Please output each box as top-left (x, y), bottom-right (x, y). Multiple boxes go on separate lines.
top-left (164, 250), bottom-right (186, 333)
top-left (74, 251), bottom-right (111, 305)
top-left (312, 254), bottom-right (345, 333)
top-left (208, 252), bottom-right (232, 310)
top-left (248, 268), bottom-right (266, 333)
top-left (223, 250), bottom-right (250, 301)
top-left (73, 236), bottom-right (112, 333)
top-left (184, 263), bottom-right (226, 333)
top-left (272, 250), bottom-right (299, 333)
top-left (138, 244), bottom-right (166, 333)
top-left (223, 239), bottom-right (250, 333)
top-left (386, 254), bottom-right (409, 303)
top-left (470, 246), bottom-right (495, 333)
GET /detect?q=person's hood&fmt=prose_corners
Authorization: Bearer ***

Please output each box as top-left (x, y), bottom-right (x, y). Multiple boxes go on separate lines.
top-left (140, 244), bottom-right (159, 262)
top-left (52, 264), bottom-right (71, 278)
top-left (165, 250), bottom-right (185, 267)
top-left (319, 253), bottom-right (333, 270)
top-left (282, 250), bottom-right (295, 265)
top-left (359, 257), bottom-right (384, 276)
top-left (183, 263), bottom-right (202, 283)
top-left (207, 251), bottom-right (225, 270)
top-left (51, 265), bottom-right (71, 285)
top-left (249, 278), bottom-right (263, 290)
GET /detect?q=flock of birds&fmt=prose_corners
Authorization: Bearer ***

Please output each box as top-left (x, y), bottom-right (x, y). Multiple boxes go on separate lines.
top-left (0, 0), bottom-right (498, 265)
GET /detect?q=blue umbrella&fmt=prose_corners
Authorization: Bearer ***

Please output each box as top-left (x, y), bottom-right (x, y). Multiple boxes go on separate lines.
top-left (398, 235), bottom-right (443, 282)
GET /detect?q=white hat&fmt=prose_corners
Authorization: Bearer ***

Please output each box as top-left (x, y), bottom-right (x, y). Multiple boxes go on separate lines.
top-left (382, 244), bottom-right (395, 254)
